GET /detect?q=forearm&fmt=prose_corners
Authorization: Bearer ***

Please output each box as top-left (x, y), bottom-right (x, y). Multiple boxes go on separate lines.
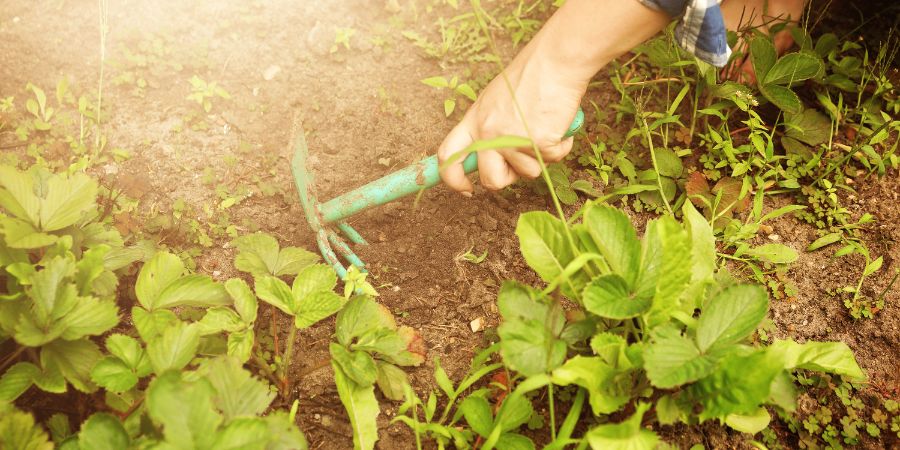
top-left (526, 0), bottom-right (672, 82)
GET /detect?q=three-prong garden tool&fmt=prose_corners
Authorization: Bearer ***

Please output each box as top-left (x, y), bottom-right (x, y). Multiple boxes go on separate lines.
top-left (291, 109), bottom-right (584, 279)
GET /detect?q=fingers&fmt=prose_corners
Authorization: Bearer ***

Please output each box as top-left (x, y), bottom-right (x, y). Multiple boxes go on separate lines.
top-left (539, 136), bottom-right (574, 163)
top-left (478, 150), bottom-right (518, 191)
top-left (437, 120), bottom-right (476, 195)
top-left (500, 149), bottom-right (542, 180)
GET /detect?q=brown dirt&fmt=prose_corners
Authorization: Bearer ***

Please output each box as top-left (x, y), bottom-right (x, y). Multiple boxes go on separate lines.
top-left (1, 1), bottom-right (897, 449)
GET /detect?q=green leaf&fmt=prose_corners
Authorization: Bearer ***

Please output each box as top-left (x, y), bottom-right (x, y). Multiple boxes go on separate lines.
top-left (225, 278), bottom-right (257, 324)
top-left (644, 326), bottom-right (716, 388)
top-left (153, 275), bottom-right (229, 310)
top-left (497, 282), bottom-right (566, 376)
top-left (420, 76), bottom-right (449, 88)
top-left (760, 84), bottom-right (802, 114)
top-left (654, 147), bottom-right (683, 178)
top-left (460, 396), bottom-right (494, 437)
top-left (77, 413), bottom-right (129, 450)
top-left (582, 274), bottom-right (650, 319)
top-left (0, 165), bottom-right (40, 225)
top-left (40, 171), bottom-right (97, 232)
top-left (767, 339), bottom-right (865, 379)
top-left (197, 307), bottom-right (244, 335)
top-left (495, 433), bottom-right (535, 450)
top-left (332, 361), bottom-right (380, 450)
top-left (233, 233), bottom-right (319, 278)
top-left (334, 297), bottom-right (395, 347)
top-left (146, 321), bottom-right (200, 373)
top-left (0, 406), bottom-right (54, 450)
top-left (274, 247), bottom-right (319, 277)
top-left (292, 264), bottom-right (338, 300)
top-left (131, 307), bottom-right (178, 343)
top-left (749, 37), bottom-right (777, 81)
top-left (515, 212), bottom-right (581, 295)
top-left (90, 357), bottom-right (138, 393)
top-left (444, 98), bottom-right (456, 116)
top-left (330, 343), bottom-right (377, 386)
top-left (146, 371), bottom-right (222, 450)
top-left (683, 201), bottom-right (716, 283)
top-left (725, 408), bottom-right (771, 434)
top-left (693, 350), bottom-right (783, 419)
top-left (375, 361), bottom-right (408, 401)
top-left (227, 329), bottom-right (254, 363)
top-left (584, 205), bottom-right (641, 286)
top-left (58, 296), bottom-right (119, 340)
top-left (642, 217), bottom-right (691, 326)
top-left (864, 256), bottom-right (883, 277)
top-left (210, 418), bottom-right (269, 449)
top-left (551, 356), bottom-right (629, 415)
top-left (135, 252), bottom-right (184, 310)
top-left (784, 109), bottom-right (832, 146)
top-left (0, 217), bottom-right (57, 248)
top-left (696, 285), bottom-right (768, 353)
top-left (807, 232), bottom-right (842, 251)
top-left (27, 256), bottom-right (76, 324)
top-left (745, 243), bottom-right (799, 264)
top-left (456, 83), bottom-right (478, 101)
top-left (199, 357), bottom-right (275, 421)
top-left (585, 402), bottom-right (659, 450)
top-left (295, 291), bottom-right (344, 328)
top-left (40, 338), bottom-right (102, 393)
top-left (763, 52), bottom-right (822, 85)
top-left (255, 275), bottom-right (295, 315)
top-left (496, 393), bottom-right (534, 433)
top-left (0, 362), bottom-right (39, 401)
top-left (262, 412), bottom-right (309, 450)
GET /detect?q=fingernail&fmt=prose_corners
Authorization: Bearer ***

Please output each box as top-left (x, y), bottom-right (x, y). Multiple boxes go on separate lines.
top-left (461, 191), bottom-right (473, 198)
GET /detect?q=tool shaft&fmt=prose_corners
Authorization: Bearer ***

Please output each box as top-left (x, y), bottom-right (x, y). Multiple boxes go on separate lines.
top-left (319, 153), bottom-right (477, 224)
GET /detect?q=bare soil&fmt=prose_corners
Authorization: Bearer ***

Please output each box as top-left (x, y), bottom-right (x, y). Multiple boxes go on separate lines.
top-left (0, 1), bottom-right (896, 449)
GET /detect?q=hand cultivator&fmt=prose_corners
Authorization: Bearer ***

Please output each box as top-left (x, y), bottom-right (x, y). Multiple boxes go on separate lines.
top-left (291, 109), bottom-right (584, 279)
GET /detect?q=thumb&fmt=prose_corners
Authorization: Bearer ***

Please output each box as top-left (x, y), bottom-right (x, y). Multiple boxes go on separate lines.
top-left (437, 120), bottom-right (476, 195)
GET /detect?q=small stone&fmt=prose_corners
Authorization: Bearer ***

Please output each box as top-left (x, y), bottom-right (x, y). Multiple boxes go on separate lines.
top-left (470, 317), bottom-right (484, 333)
top-left (212, 270), bottom-right (222, 277)
top-left (768, 234), bottom-right (781, 241)
top-left (378, 157), bottom-right (391, 167)
top-left (759, 224), bottom-right (774, 234)
top-left (262, 65), bottom-right (281, 81)
top-left (313, 413), bottom-right (321, 420)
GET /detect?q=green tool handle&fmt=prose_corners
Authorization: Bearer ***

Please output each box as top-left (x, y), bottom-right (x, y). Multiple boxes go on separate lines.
top-left (319, 108), bottom-right (584, 224)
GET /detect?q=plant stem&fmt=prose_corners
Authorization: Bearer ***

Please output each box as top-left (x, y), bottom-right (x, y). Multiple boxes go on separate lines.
top-left (876, 269), bottom-right (900, 302)
top-left (297, 357), bottom-right (333, 379)
top-left (641, 115), bottom-right (674, 215)
top-left (0, 346), bottom-right (26, 373)
top-left (279, 325), bottom-right (298, 392)
top-left (548, 384), bottom-right (557, 440)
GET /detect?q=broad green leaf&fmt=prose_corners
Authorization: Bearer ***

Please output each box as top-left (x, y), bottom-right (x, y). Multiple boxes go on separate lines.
top-left (334, 297), bottom-right (395, 347)
top-left (645, 217), bottom-right (691, 326)
top-left (291, 264), bottom-right (337, 300)
top-left (496, 393), bottom-right (534, 433)
top-left (105, 334), bottom-right (149, 375)
top-left (767, 339), bottom-right (865, 379)
top-left (644, 326), bottom-right (716, 388)
top-left (90, 357), bottom-right (137, 393)
top-left (295, 291), bottom-right (344, 328)
top-left (551, 356), bottom-right (629, 415)
top-left (585, 402), bottom-right (658, 450)
top-left (274, 247), bottom-right (320, 276)
top-left (28, 256), bottom-right (76, 324)
top-left (77, 413), bottom-right (129, 450)
top-left (460, 396), bottom-right (493, 437)
top-left (864, 257), bottom-right (883, 277)
top-left (760, 84), bottom-right (802, 114)
top-left (200, 357), bottom-right (275, 421)
top-left (0, 407), bottom-right (54, 450)
top-left (375, 361), bottom-right (408, 401)
top-left (330, 343), bottom-right (377, 387)
top-left (582, 274), bottom-right (649, 320)
top-left (696, 285), bottom-right (768, 353)
top-left (197, 307), bottom-right (243, 335)
top-left (146, 321), bottom-right (200, 373)
top-left (784, 109), bottom-right (832, 146)
top-left (74, 245), bottom-right (108, 296)
top-left (58, 296), bottom-right (119, 340)
top-left (0, 165), bottom-right (40, 224)
top-left (262, 412), bottom-right (309, 450)
top-left (225, 278), bottom-right (257, 324)
top-left (654, 147), bottom-right (683, 178)
top-left (332, 361), bottom-right (380, 450)
top-left (254, 275), bottom-right (295, 315)
top-left (497, 282), bottom-right (566, 376)
top-left (584, 205), bottom-right (641, 286)
top-left (515, 212), bottom-right (581, 296)
top-left (745, 243), bottom-right (799, 264)
top-left (146, 371), bottom-right (221, 450)
top-left (227, 329), bottom-right (254, 363)
top-left (495, 433), bottom-right (535, 450)
top-left (807, 232), bottom-right (842, 251)
top-left (749, 37), bottom-right (777, 81)
top-left (725, 408), bottom-right (771, 434)
top-left (40, 172), bottom-right (97, 231)
top-left (682, 201), bottom-right (715, 282)
top-left (0, 217), bottom-right (57, 248)
top-left (0, 362), bottom-right (39, 401)
top-left (135, 252), bottom-right (185, 310)
top-left (41, 338), bottom-right (102, 393)
top-left (153, 275), bottom-right (229, 310)
top-left (210, 418), bottom-right (270, 449)
top-left (763, 52), bottom-right (822, 85)
top-left (131, 307), bottom-right (178, 343)
top-left (693, 350), bottom-right (783, 420)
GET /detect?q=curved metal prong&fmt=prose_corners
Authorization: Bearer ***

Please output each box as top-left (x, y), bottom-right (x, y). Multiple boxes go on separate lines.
top-left (316, 228), bottom-right (347, 279)
top-left (327, 228), bottom-right (366, 270)
top-left (337, 222), bottom-right (368, 245)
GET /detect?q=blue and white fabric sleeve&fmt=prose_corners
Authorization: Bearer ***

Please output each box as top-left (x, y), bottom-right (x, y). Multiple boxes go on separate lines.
top-left (637, 0), bottom-right (732, 67)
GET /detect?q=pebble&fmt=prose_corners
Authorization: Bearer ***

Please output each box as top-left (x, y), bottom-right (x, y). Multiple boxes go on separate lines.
top-left (262, 65), bottom-right (281, 81)
top-left (470, 317), bottom-right (484, 333)
top-left (768, 234), bottom-right (781, 241)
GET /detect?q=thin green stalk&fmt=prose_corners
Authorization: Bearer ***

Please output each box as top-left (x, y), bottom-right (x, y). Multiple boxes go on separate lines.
top-left (280, 325), bottom-right (298, 391)
top-left (95, 0), bottom-right (108, 151)
top-left (876, 269), bottom-right (900, 303)
top-left (640, 115), bottom-right (674, 215)
top-left (548, 384), bottom-right (557, 440)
